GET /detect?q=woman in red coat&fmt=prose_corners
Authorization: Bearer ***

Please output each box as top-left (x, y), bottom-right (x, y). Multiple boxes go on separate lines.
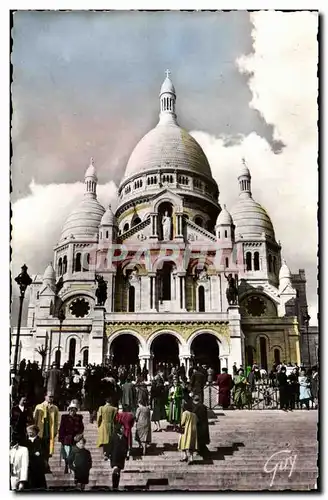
top-left (58, 401), bottom-right (84, 473)
top-left (115, 406), bottom-right (135, 459)
top-left (216, 368), bottom-right (233, 409)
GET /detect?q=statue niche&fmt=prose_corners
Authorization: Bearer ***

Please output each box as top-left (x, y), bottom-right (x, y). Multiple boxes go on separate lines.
top-left (95, 274), bottom-right (108, 306)
top-left (224, 272), bottom-right (238, 306)
top-left (162, 211), bottom-right (172, 241)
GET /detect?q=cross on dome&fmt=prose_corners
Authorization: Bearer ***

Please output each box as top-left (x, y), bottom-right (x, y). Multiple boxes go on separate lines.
top-left (165, 69), bottom-right (171, 78)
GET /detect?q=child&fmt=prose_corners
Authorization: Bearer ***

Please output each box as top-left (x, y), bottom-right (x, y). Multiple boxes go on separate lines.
top-left (67, 434), bottom-right (92, 491)
top-left (108, 423), bottom-right (128, 491)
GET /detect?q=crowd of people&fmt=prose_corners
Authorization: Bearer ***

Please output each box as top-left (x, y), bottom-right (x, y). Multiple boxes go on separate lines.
top-left (10, 358), bottom-right (319, 491)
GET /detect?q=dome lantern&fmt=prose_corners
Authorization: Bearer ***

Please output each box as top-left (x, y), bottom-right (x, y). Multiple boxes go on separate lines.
top-left (238, 158), bottom-right (252, 199)
top-left (159, 69), bottom-right (177, 125)
top-left (84, 157), bottom-right (98, 199)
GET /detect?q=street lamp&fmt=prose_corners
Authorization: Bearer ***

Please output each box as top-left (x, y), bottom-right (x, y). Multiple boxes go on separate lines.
top-left (303, 312), bottom-right (311, 368)
top-left (57, 308), bottom-right (66, 368)
top-left (13, 264), bottom-right (32, 374)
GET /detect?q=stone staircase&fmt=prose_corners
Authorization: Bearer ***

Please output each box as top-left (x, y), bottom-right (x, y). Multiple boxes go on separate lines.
top-left (47, 410), bottom-right (318, 491)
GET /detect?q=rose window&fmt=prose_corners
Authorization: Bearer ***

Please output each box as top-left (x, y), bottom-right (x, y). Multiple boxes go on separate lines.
top-left (69, 298), bottom-right (90, 318)
top-left (246, 296), bottom-right (267, 317)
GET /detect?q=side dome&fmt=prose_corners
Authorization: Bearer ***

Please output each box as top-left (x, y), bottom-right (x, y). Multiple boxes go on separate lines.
top-left (59, 159), bottom-right (105, 242)
top-left (43, 263), bottom-right (55, 283)
top-left (60, 198), bottom-right (105, 241)
top-left (231, 197), bottom-right (275, 239)
top-left (101, 205), bottom-right (116, 226)
top-left (279, 259), bottom-right (291, 280)
top-left (122, 123), bottom-right (213, 182)
top-left (216, 205), bottom-right (232, 226)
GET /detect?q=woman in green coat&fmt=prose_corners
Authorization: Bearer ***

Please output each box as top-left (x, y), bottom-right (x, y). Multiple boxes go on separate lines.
top-left (233, 369), bottom-right (249, 409)
top-left (96, 398), bottom-right (118, 459)
top-left (168, 378), bottom-right (183, 431)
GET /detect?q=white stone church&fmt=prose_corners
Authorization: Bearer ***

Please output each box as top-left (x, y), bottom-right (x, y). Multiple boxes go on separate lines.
top-left (12, 72), bottom-right (312, 376)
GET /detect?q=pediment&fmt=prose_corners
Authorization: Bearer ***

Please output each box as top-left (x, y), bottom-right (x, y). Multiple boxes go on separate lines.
top-left (150, 188), bottom-right (183, 211)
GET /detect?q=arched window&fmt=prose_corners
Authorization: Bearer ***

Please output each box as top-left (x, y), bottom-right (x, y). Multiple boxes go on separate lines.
top-left (246, 252), bottom-right (252, 271)
top-left (259, 337), bottom-right (268, 370)
top-left (225, 257), bottom-right (229, 268)
top-left (68, 338), bottom-right (76, 367)
top-left (268, 254), bottom-right (273, 272)
top-left (83, 253), bottom-right (90, 272)
top-left (82, 349), bottom-right (89, 367)
top-left (128, 286), bottom-right (135, 312)
top-left (123, 223), bottom-right (129, 232)
top-left (195, 217), bottom-right (203, 227)
top-left (224, 230), bottom-right (228, 238)
top-left (246, 345), bottom-right (254, 366)
top-left (106, 230), bottom-right (109, 239)
top-left (198, 286), bottom-right (205, 312)
top-left (62, 255), bottom-right (68, 274)
top-left (274, 348), bottom-right (281, 365)
top-left (218, 231), bottom-right (220, 239)
top-left (58, 258), bottom-right (62, 275)
top-left (254, 252), bottom-right (260, 271)
top-left (273, 256), bottom-right (277, 273)
top-left (75, 253), bottom-right (81, 272)
top-left (55, 349), bottom-right (61, 367)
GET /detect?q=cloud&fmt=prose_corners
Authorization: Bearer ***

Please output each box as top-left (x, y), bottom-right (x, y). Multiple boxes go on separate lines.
top-left (11, 180), bottom-right (118, 278)
top-left (191, 10), bottom-right (318, 324)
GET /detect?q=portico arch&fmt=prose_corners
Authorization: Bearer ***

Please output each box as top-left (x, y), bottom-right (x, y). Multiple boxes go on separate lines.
top-left (148, 330), bottom-right (184, 373)
top-left (107, 330), bottom-right (147, 355)
top-left (108, 332), bottom-right (142, 368)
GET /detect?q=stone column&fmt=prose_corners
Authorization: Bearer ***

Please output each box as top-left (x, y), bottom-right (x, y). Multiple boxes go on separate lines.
top-left (148, 273), bottom-right (156, 311)
top-left (179, 274), bottom-right (186, 311)
top-left (149, 213), bottom-right (158, 240)
top-left (228, 305), bottom-right (243, 368)
top-left (89, 306), bottom-right (106, 365)
top-left (175, 210), bottom-right (184, 240)
top-left (104, 271), bottom-right (116, 312)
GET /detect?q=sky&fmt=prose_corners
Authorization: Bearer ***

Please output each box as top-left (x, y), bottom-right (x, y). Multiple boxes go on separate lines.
top-left (11, 10), bottom-right (318, 325)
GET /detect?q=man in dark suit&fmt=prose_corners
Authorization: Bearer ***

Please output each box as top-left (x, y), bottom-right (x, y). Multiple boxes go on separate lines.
top-left (11, 396), bottom-right (30, 445)
top-left (192, 395), bottom-right (210, 457)
top-left (190, 368), bottom-right (206, 403)
top-left (26, 425), bottom-right (47, 491)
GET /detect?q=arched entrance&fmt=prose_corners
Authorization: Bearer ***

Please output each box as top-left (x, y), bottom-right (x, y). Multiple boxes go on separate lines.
top-left (151, 334), bottom-right (179, 373)
top-left (190, 333), bottom-right (220, 376)
top-left (110, 334), bottom-right (139, 367)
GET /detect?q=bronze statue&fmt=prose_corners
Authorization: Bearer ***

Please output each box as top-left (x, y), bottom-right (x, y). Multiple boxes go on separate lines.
top-left (95, 274), bottom-right (108, 306)
top-left (224, 272), bottom-right (238, 306)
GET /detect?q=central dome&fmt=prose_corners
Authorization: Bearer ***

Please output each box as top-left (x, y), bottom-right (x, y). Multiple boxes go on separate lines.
top-left (122, 122), bottom-right (213, 182)
top-left (121, 72), bottom-right (213, 185)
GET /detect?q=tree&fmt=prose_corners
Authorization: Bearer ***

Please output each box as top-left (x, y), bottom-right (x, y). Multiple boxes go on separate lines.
top-left (35, 345), bottom-right (48, 373)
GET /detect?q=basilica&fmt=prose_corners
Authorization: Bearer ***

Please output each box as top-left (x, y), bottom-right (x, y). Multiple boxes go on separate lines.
top-left (12, 72), bottom-right (312, 375)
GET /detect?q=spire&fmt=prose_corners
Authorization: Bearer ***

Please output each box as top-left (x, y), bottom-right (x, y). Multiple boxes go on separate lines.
top-left (238, 157), bottom-right (252, 198)
top-left (84, 157), bottom-right (98, 199)
top-left (159, 69), bottom-right (177, 125)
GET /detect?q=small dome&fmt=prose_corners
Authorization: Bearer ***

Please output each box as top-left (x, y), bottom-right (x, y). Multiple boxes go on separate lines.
top-left (60, 197), bottom-right (105, 241)
top-left (160, 76), bottom-right (175, 95)
top-left (216, 205), bottom-right (232, 226)
top-left (43, 263), bottom-right (55, 282)
top-left (279, 259), bottom-right (291, 280)
top-left (231, 197), bottom-right (275, 239)
top-left (101, 205), bottom-right (116, 226)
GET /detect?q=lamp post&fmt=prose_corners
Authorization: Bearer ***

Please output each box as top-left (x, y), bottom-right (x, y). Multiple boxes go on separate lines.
top-left (303, 312), bottom-right (311, 367)
top-left (13, 264), bottom-right (32, 374)
top-left (57, 308), bottom-right (66, 368)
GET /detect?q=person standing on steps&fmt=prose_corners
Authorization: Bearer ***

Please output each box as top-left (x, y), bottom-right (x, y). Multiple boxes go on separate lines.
top-left (116, 406), bottom-right (135, 460)
top-left (96, 397), bottom-right (118, 460)
top-left (25, 425), bottom-right (47, 491)
top-left (192, 395), bottom-right (210, 458)
top-left (44, 363), bottom-right (61, 405)
top-left (11, 396), bottom-right (30, 446)
top-left (298, 369), bottom-right (312, 410)
top-left (190, 367), bottom-right (206, 403)
top-left (216, 368), bottom-right (233, 409)
top-left (178, 402), bottom-right (198, 464)
top-left (10, 434), bottom-right (29, 491)
top-left (277, 366), bottom-right (289, 411)
top-left (67, 434), bottom-right (92, 491)
top-left (135, 375), bottom-right (149, 406)
top-left (121, 376), bottom-right (137, 413)
top-left (233, 369), bottom-right (249, 409)
top-left (151, 374), bottom-right (166, 432)
top-left (58, 401), bottom-right (84, 474)
top-left (168, 377), bottom-right (183, 431)
top-left (108, 423), bottom-right (128, 491)
top-left (135, 399), bottom-right (152, 456)
top-left (33, 392), bottom-right (59, 473)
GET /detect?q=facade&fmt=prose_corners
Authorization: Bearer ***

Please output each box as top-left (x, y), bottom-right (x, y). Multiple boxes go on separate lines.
top-left (12, 73), bottom-right (310, 375)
